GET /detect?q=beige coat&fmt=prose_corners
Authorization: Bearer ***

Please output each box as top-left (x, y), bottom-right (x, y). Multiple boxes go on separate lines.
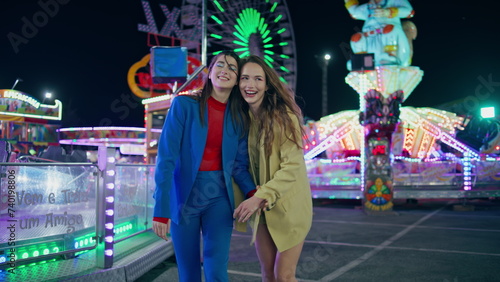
top-left (246, 111), bottom-right (313, 252)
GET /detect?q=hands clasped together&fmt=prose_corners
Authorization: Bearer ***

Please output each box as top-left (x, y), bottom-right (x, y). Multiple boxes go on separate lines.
top-left (233, 194), bottom-right (267, 223)
top-left (153, 187), bottom-right (267, 241)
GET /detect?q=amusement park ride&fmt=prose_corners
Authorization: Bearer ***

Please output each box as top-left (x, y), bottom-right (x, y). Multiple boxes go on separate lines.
top-left (131, 0), bottom-right (499, 211)
top-left (1, 0), bottom-right (499, 204)
top-left (0, 0), bottom-right (499, 279)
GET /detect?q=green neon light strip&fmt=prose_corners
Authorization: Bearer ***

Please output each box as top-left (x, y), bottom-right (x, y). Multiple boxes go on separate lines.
top-left (264, 50), bottom-right (275, 55)
top-left (274, 15), bottom-right (283, 23)
top-left (262, 30), bottom-right (271, 39)
top-left (210, 34), bottom-right (223, 39)
top-left (213, 51), bottom-right (222, 55)
top-left (12, 242), bottom-right (63, 262)
top-left (280, 66), bottom-right (290, 72)
top-left (280, 77), bottom-right (288, 84)
top-left (270, 2), bottom-right (278, 13)
top-left (211, 15), bottom-right (223, 25)
top-left (213, 0), bottom-right (225, 12)
top-left (234, 25), bottom-right (245, 38)
top-left (75, 232), bottom-right (95, 242)
top-left (258, 18), bottom-right (265, 31)
top-left (263, 44), bottom-right (274, 48)
top-left (240, 51), bottom-right (250, 57)
top-left (234, 47), bottom-right (248, 52)
top-left (263, 37), bottom-right (273, 43)
top-left (114, 222), bottom-right (133, 233)
top-left (277, 28), bottom-right (286, 34)
top-left (279, 42), bottom-right (289, 46)
top-left (265, 60), bottom-right (273, 68)
top-left (260, 23), bottom-right (269, 34)
top-left (235, 18), bottom-right (246, 34)
top-left (233, 31), bottom-right (248, 43)
top-left (251, 10), bottom-right (260, 33)
top-left (237, 8), bottom-right (259, 38)
top-left (264, 55), bottom-right (275, 62)
top-left (280, 54), bottom-right (290, 59)
top-left (233, 40), bottom-right (248, 47)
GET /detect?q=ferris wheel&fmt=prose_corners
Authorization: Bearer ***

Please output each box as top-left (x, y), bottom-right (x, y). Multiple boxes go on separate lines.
top-left (181, 0), bottom-right (297, 90)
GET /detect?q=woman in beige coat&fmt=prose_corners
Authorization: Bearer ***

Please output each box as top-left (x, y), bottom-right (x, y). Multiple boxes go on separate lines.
top-left (233, 55), bottom-right (313, 282)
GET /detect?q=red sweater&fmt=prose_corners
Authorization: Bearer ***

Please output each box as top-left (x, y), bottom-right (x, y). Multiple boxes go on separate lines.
top-left (198, 96), bottom-right (225, 171)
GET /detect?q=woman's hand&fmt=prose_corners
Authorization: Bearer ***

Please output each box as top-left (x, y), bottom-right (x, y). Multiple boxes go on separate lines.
top-left (153, 220), bottom-right (171, 241)
top-left (233, 196), bottom-right (266, 222)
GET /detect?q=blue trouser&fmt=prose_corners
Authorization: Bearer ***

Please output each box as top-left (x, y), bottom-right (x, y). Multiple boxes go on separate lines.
top-left (170, 170), bottom-right (233, 282)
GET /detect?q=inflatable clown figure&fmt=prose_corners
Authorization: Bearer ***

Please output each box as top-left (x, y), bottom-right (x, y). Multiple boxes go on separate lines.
top-left (345, 0), bottom-right (415, 70)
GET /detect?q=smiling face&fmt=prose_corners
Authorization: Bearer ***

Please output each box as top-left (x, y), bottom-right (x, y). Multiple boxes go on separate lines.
top-left (209, 54), bottom-right (239, 91)
top-left (239, 62), bottom-right (268, 114)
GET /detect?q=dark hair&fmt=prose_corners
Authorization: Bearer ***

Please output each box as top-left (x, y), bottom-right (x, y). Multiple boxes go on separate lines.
top-left (198, 50), bottom-right (244, 133)
top-left (239, 55), bottom-right (305, 157)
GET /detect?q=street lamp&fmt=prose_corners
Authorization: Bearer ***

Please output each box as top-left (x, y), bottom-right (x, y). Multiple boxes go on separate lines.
top-left (12, 78), bottom-right (23, 89)
top-left (322, 54), bottom-right (331, 117)
top-left (43, 92), bottom-right (53, 104)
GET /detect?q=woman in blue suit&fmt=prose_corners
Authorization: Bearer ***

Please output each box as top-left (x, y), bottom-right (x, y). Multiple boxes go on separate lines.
top-left (152, 50), bottom-right (256, 282)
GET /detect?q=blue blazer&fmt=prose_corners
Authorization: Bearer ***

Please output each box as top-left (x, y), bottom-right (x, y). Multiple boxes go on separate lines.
top-left (153, 95), bottom-right (255, 223)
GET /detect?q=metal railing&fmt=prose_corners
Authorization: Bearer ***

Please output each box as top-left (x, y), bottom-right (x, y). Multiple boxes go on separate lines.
top-left (0, 148), bottom-right (156, 270)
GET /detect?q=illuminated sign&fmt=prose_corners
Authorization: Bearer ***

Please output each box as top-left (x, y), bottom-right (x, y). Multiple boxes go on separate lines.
top-left (2, 90), bottom-right (40, 108)
top-left (0, 89), bottom-right (62, 120)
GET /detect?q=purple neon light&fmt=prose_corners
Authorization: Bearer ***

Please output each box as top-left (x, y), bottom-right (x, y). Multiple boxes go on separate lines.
top-left (58, 126), bottom-right (162, 132)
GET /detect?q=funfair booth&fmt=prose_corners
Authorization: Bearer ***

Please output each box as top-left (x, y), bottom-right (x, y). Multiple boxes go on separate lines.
top-left (0, 89), bottom-right (62, 156)
top-left (2, 0), bottom-right (500, 280)
top-left (300, 0), bottom-right (500, 212)
top-left (0, 126), bottom-right (168, 280)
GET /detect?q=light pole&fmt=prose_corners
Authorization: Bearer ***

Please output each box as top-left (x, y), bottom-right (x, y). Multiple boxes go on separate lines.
top-left (321, 54), bottom-right (331, 117)
top-left (12, 78), bottom-right (22, 89)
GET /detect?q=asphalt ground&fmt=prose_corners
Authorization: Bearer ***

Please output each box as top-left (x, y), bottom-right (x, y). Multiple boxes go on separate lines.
top-left (136, 198), bottom-right (500, 282)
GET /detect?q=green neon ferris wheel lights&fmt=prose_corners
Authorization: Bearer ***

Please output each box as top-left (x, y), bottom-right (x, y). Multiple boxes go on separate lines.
top-left (233, 40), bottom-right (247, 46)
top-left (233, 32), bottom-right (248, 43)
top-left (235, 8), bottom-right (263, 38)
top-left (211, 15), bottom-right (223, 25)
top-left (277, 28), bottom-right (286, 34)
top-left (213, 0), bottom-right (225, 12)
top-left (280, 66), bottom-right (290, 72)
top-left (264, 55), bottom-right (274, 62)
top-left (270, 2), bottom-right (278, 13)
top-left (205, 0), bottom-right (296, 87)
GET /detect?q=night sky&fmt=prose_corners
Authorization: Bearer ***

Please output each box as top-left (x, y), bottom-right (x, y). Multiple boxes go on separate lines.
top-left (1, 0), bottom-right (499, 128)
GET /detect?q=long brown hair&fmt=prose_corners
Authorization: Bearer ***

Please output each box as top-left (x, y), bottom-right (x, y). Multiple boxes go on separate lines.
top-left (198, 51), bottom-right (244, 132)
top-left (240, 55), bottom-right (305, 157)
